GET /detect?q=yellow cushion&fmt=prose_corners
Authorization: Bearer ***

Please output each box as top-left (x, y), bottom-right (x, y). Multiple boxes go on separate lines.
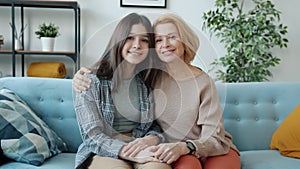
top-left (270, 104), bottom-right (300, 158)
top-left (27, 62), bottom-right (66, 78)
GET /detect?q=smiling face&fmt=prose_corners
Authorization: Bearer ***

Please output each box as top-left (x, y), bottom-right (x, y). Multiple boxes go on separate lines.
top-left (154, 23), bottom-right (185, 63)
top-left (121, 23), bottom-right (150, 65)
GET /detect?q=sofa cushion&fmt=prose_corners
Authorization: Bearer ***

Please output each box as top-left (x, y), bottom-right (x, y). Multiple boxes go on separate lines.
top-left (270, 104), bottom-right (300, 158)
top-left (241, 150), bottom-right (300, 169)
top-left (0, 88), bottom-right (67, 166)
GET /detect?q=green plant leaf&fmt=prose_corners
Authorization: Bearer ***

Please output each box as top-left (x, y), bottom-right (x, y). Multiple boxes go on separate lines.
top-left (35, 22), bottom-right (60, 39)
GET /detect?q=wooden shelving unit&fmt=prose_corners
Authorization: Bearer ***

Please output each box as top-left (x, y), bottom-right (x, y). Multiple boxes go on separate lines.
top-left (0, 0), bottom-right (80, 76)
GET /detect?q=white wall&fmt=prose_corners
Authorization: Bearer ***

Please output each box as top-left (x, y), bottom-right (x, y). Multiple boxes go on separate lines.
top-left (0, 0), bottom-right (299, 81)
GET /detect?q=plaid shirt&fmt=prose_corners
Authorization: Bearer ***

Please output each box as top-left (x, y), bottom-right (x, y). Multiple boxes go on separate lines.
top-left (74, 74), bottom-right (164, 169)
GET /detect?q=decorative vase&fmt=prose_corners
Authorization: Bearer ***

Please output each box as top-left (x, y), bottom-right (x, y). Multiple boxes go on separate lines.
top-left (41, 37), bottom-right (55, 51)
top-left (15, 39), bottom-right (22, 50)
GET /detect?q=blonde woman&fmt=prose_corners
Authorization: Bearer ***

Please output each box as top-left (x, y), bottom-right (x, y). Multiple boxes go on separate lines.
top-left (148, 13), bottom-right (240, 169)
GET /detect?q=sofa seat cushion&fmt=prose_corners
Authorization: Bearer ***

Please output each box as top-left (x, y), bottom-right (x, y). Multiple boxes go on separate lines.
top-left (241, 150), bottom-right (300, 169)
top-left (0, 153), bottom-right (75, 169)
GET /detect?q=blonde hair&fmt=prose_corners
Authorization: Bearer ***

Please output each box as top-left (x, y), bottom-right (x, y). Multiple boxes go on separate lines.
top-left (153, 13), bottom-right (200, 64)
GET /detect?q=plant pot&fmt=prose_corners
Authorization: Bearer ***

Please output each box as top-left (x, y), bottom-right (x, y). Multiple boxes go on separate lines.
top-left (41, 37), bottom-right (55, 51)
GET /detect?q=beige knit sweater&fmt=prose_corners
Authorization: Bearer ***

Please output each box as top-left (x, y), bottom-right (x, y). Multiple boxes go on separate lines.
top-left (153, 70), bottom-right (238, 158)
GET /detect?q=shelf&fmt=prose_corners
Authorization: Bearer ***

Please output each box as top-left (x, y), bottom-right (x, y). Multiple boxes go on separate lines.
top-left (1, 49), bottom-right (74, 54)
top-left (0, 50), bottom-right (12, 54)
top-left (0, 50), bottom-right (77, 62)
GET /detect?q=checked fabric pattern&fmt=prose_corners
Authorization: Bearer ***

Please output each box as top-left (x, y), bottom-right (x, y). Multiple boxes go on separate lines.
top-left (0, 88), bottom-right (67, 166)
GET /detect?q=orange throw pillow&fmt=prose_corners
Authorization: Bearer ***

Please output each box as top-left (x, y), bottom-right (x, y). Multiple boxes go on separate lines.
top-left (270, 104), bottom-right (300, 158)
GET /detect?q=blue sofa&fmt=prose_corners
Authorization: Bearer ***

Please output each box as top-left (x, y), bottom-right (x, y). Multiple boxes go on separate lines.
top-left (0, 77), bottom-right (300, 169)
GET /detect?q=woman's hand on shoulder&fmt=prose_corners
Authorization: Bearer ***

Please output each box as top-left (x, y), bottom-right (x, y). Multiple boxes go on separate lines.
top-left (73, 67), bottom-right (92, 93)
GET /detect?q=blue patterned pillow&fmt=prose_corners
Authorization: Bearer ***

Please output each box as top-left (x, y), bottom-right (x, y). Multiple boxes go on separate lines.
top-left (0, 88), bottom-right (67, 166)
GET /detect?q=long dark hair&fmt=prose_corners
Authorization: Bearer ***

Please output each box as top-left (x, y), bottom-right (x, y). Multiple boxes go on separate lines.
top-left (92, 13), bottom-right (155, 89)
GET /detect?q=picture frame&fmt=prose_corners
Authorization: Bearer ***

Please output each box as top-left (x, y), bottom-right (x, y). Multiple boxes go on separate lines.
top-left (120, 0), bottom-right (166, 8)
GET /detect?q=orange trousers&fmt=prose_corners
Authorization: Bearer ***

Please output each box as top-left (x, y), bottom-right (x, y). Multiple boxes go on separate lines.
top-left (172, 148), bottom-right (240, 169)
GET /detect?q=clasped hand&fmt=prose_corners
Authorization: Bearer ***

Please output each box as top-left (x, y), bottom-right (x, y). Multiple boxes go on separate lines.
top-left (150, 142), bottom-right (188, 164)
top-left (119, 135), bottom-right (160, 163)
top-left (120, 141), bottom-right (188, 164)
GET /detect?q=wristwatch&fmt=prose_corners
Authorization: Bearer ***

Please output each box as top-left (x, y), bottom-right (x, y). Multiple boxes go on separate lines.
top-left (185, 141), bottom-right (196, 154)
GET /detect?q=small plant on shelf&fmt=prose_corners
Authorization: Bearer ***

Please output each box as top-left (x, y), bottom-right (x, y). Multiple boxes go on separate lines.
top-left (35, 23), bottom-right (60, 51)
top-left (35, 22), bottom-right (60, 39)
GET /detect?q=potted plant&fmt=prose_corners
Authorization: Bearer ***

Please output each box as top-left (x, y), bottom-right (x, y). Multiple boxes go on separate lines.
top-left (35, 22), bottom-right (60, 51)
top-left (202, 0), bottom-right (288, 82)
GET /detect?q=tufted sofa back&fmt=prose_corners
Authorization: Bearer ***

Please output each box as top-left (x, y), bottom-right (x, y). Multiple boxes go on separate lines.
top-left (0, 77), bottom-right (81, 153)
top-left (216, 82), bottom-right (300, 151)
top-left (1, 77), bottom-right (300, 153)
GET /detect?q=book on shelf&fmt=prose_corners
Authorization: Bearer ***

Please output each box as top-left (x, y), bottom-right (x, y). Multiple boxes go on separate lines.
top-left (0, 35), bottom-right (4, 45)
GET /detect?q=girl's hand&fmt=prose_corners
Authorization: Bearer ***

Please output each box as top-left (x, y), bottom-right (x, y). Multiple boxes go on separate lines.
top-left (122, 135), bottom-right (159, 158)
top-left (119, 146), bottom-right (159, 163)
top-left (72, 67), bottom-right (92, 92)
top-left (151, 142), bottom-right (190, 164)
